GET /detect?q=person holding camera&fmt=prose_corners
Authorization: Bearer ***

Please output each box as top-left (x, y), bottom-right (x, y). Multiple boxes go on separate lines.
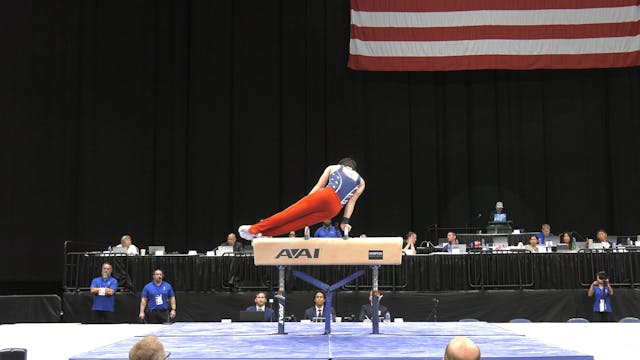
top-left (588, 271), bottom-right (613, 322)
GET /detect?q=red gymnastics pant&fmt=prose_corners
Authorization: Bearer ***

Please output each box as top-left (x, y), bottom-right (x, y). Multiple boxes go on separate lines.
top-left (249, 187), bottom-right (343, 237)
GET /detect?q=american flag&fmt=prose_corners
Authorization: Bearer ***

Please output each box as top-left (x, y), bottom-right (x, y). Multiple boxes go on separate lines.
top-left (348, 0), bottom-right (640, 71)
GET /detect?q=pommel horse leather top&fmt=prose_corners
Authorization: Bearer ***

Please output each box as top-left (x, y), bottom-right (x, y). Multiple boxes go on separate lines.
top-left (252, 237), bottom-right (403, 266)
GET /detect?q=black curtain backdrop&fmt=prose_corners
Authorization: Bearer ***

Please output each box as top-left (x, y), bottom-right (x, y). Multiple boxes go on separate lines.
top-left (1, 1), bottom-right (640, 284)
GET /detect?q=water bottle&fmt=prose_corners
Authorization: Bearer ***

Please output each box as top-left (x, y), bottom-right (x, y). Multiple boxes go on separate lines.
top-left (546, 242), bottom-right (551, 252)
top-left (384, 311), bottom-right (391, 322)
top-left (628, 237), bottom-right (632, 246)
top-left (481, 238), bottom-right (486, 249)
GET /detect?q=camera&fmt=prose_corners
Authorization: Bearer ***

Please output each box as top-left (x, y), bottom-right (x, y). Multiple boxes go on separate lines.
top-left (597, 271), bottom-right (608, 281)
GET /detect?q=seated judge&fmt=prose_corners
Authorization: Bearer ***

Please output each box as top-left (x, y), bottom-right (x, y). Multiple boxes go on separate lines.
top-left (314, 219), bottom-right (342, 238)
top-left (442, 232), bottom-right (459, 253)
top-left (403, 231), bottom-right (417, 255)
top-left (219, 233), bottom-right (244, 252)
top-left (245, 291), bottom-right (275, 322)
top-left (491, 201), bottom-right (507, 222)
top-left (524, 234), bottom-right (540, 252)
top-left (116, 234), bottom-right (139, 255)
top-left (303, 290), bottom-right (336, 322)
top-left (219, 233), bottom-right (244, 288)
top-left (535, 223), bottom-right (554, 245)
top-left (358, 291), bottom-right (390, 322)
top-left (559, 232), bottom-right (575, 250)
top-left (595, 229), bottom-right (612, 249)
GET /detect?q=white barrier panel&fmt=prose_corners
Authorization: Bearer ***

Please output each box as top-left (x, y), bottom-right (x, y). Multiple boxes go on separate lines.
top-left (252, 237), bottom-right (403, 266)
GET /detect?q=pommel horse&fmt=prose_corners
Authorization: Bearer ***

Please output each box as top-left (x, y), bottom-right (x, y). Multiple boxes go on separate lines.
top-left (253, 235), bottom-right (402, 334)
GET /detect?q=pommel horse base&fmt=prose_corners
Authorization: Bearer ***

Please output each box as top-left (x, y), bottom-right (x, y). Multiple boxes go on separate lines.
top-left (252, 237), bottom-right (402, 335)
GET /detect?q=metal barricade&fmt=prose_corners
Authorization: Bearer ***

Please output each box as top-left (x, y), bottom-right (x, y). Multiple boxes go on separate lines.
top-left (577, 248), bottom-right (640, 288)
top-left (341, 264), bottom-right (407, 291)
top-left (467, 249), bottom-right (534, 290)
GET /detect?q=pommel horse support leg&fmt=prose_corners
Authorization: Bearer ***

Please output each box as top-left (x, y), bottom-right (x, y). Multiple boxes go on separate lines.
top-left (253, 237), bottom-right (403, 334)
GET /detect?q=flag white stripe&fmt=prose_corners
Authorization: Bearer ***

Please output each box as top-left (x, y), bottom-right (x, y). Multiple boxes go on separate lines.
top-left (350, 36), bottom-right (640, 57)
top-left (351, 6), bottom-right (640, 28)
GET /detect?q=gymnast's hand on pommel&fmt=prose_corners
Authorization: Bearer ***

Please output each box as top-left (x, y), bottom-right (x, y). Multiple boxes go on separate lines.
top-left (340, 178), bottom-right (365, 232)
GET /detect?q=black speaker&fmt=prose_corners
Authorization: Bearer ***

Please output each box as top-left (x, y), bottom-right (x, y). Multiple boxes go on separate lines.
top-left (0, 348), bottom-right (27, 360)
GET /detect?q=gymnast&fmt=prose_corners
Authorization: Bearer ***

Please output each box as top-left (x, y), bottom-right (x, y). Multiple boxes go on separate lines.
top-left (239, 157), bottom-right (365, 240)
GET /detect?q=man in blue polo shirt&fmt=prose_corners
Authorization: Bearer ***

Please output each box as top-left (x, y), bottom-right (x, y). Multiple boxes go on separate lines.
top-left (535, 223), bottom-right (554, 245)
top-left (90, 262), bottom-right (118, 323)
top-left (314, 219), bottom-right (342, 238)
top-left (139, 269), bottom-right (176, 324)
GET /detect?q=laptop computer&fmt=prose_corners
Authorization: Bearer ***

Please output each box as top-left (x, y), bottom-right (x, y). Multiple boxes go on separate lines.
top-left (148, 245), bottom-right (165, 255)
top-left (492, 236), bottom-right (508, 248)
top-left (451, 244), bottom-right (467, 254)
top-left (238, 311), bottom-right (266, 322)
top-left (589, 242), bottom-right (605, 250)
top-left (111, 246), bottom-right (128, 254)
top-left (617, 236), bottom-right (635, 246)
top-left (556, 244), bottom-right (570, 253)
top-left (574, 242), bottom-right (587, 250)
top-left (544, 236), bottom-right (559, 246)
top-left (216, 245), bottom-right (234, 256)
top-left (493, 213), bottom-right (507, 222)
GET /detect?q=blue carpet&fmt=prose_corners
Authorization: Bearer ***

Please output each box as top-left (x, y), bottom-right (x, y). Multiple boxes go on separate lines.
top-left (69, 322), bottom-right (593, 360)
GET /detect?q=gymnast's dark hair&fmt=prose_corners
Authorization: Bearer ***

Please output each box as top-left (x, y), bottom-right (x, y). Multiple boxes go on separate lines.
top-left (338, 157), bottom-right (357, 170)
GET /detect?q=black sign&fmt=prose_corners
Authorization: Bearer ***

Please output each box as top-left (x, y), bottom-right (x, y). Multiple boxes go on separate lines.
top-left (368, 250), bottom-right (383, 260)
top-left (275, 248), bottom-right (320, 259)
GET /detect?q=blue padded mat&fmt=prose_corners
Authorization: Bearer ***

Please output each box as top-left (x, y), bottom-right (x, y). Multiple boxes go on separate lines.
top-left (148, 321), bottom-right (517, 337)
top-left (70, 322), bottom-right (593, 360)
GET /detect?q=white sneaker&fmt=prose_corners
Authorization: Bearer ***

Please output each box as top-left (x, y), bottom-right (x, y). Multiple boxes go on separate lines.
top-left (238, 225), bottom-right (254, 240)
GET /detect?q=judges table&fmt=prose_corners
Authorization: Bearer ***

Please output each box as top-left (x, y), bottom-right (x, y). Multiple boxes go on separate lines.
top-left (453, 232), bottom-right (538, 246)
top-left (64, 250), bottom-right (640, 292)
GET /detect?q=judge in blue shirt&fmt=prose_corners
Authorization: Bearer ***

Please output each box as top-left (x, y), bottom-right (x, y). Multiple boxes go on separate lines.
top-left (442, 232), bottom-right (459, 252)
top-left (139, 269), bottom-right (176, 324)
top-left (314, 219), bottom-right (342, 238)
top-left (535, 224), bottom-right (554, 245)
top-left (90, 262), bottom-right (118, 323)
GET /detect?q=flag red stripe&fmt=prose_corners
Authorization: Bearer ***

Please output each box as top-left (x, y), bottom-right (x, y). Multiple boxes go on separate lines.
top-left (351, 0), bottom-right (640, 12)
top-left (348, 52), bottom-right (640, 71)
top-left (351, 21), bottom-right (640, 41)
